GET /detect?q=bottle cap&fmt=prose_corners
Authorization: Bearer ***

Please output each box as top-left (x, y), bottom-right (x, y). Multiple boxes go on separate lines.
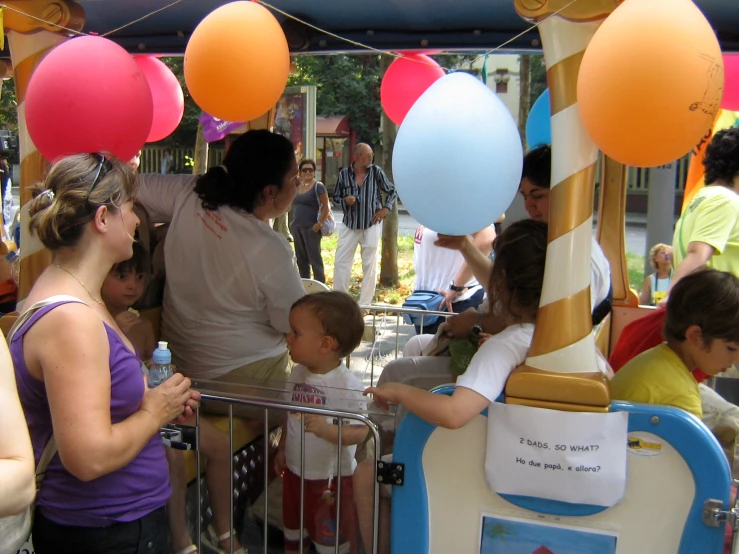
top-left (152, 341), bottom-right (171, 365)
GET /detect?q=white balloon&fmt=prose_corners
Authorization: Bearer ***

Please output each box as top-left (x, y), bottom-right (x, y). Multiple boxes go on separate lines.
top-left (392, 72), bottom-right (523, 235)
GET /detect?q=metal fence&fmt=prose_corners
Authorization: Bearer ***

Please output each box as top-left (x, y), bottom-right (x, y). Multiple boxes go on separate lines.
top-left (140, 146), bottom-right (225, 175)
top-left (173, 305), bottom-right (449, 554)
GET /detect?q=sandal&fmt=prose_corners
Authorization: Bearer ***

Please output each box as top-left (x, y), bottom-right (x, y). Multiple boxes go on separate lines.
top-left (173, 546), bottom-right (198, 554)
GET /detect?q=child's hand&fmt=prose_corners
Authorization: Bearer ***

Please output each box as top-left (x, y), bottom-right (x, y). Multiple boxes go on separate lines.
top-left (364, 383), bottom-right (403, 411)
top-left (115, 310), bottom-right (141, 335)
top-left (304, 414), bottom-right (331, 440)
top-left (274, 445), bottom-right (286, 477)
top-left (477, 332), bottom-right (493, 347)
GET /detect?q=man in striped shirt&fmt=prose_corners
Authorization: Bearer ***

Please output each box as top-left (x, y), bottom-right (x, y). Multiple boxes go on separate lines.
top-left (333, 143), bottom-right (398, 308)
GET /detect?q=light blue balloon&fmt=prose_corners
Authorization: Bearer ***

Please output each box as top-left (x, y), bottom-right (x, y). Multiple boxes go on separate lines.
top-left (392, 72), bottom-right (523, 236)
top-left (526, 88), bottom-right (551, 148)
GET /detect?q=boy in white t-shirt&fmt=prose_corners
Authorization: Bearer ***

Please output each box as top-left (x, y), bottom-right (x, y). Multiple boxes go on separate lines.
top-left (276, 292), bottom-right (367, 554)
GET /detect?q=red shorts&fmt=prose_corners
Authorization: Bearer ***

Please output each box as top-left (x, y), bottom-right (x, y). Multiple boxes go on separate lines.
top-left (282, 468), bottom-right (358, 554)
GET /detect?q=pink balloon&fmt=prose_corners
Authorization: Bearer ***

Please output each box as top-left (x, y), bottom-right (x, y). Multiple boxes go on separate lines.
top-left (134, 56), bottom-right (185, 142)
top-left (381, 54), bottom-right (445, 125)
top-left (25, 36), bottom-right (153, 163)
top-left (723, 54), bottom-right (739, 111)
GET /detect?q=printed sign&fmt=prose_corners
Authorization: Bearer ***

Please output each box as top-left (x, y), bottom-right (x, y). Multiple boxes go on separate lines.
top-left (486, 404), bottom-right (628, 507)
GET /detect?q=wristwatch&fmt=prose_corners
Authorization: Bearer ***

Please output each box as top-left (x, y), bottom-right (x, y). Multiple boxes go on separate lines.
top-left (449, 282), bottom-right (467, 292)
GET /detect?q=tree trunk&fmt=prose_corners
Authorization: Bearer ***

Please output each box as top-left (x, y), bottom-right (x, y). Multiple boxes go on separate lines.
top-left (379, 55), bottom-right (399, 287)
top-left (193, 122), bottom-right (209, 174)
top-left (518, 55), bottom-right (532, 148)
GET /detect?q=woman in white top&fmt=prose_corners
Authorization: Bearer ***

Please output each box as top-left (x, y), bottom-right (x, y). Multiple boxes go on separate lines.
top-left (137, 130), bottom-right (305, 385)
top-left (639, 243), bottom-right (673, 306)
top-left (0, 337), bottom-right (34, 518)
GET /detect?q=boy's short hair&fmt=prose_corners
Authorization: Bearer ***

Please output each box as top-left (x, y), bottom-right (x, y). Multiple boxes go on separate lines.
top-left (664, 269), bottom-right (739, 344)
top-left (112, 241), bottom-right (149, 276)
top-left (292, 292), bottom-right (364, 357)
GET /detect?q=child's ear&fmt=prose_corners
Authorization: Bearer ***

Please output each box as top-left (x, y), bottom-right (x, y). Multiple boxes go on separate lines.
top-left (685, 325), bottom-right (707, 349)
top-left (321, 335), bottom-right (339, 354)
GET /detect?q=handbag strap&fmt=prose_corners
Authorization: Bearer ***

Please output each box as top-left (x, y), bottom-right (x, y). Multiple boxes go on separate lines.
top-left (7, 294), bottom-right (88, 343)
top-left (314, 182), bottom-right (334, 221)
top-left (36, 435), bottom-right (58, 486)
top-left (7, 295), bottom-right (87, 484)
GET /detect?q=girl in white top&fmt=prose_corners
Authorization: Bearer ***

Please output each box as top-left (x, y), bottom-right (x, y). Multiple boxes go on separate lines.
top-left (366, 218), bottom-right (547, 426)
top-left (639, 243), bottom-right (673, 306)
top-left (356, 220), bottom-right (547, 554)
top-left (136, 130), bottom-right (306, 382)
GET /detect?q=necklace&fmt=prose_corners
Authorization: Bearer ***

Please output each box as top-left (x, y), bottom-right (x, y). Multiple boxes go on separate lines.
top-left (54, 264), bottom-right (105, 306)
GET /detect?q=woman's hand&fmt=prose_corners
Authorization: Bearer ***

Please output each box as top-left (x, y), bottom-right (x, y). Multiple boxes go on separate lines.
top-left (443, 309), bottom-right (478, 339)
top-left (435, 234), bottom-right (470, 252)
top-left (141, 373), bottom-right (198, 427)
top-left (345, 195), bottom-right (357, 206)
top-left (312, 222), bottom-right (322, 233)
top-left (438, 289), bottom-right (460, 312)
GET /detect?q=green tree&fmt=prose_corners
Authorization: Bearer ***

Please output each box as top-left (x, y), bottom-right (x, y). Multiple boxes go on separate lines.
top-left (530, 54), bottom-right (547, 105)
top-left (157, 56), bottom-right (202, 147)
top-left (0, 78), bottom-right (19, 164)
top-left (288, 54), bottom-right (382, 146)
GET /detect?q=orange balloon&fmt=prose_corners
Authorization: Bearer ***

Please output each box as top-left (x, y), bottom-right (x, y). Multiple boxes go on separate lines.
top-left (184, 1), bottom-right (289, 122)
top-left (577, 0), bottom-right (724, 168)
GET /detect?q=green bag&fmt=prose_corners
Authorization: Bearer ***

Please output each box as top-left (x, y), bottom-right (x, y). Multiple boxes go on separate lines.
top-left (448, 326), bottom-right (482, 376)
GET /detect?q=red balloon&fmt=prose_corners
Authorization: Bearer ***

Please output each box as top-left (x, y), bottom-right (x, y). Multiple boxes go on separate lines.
top-left (134, 56), bottom-right (184, 142)
top-left (723, 54), bottom-right (739, 111)
top-left (381, 54), bottom-right (445, 125)
top-left (25, 36), bottom-right (153, 163)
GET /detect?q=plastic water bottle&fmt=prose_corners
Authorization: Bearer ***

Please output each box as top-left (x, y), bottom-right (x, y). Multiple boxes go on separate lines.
top-left (149, 341), bottom-right (174, 388)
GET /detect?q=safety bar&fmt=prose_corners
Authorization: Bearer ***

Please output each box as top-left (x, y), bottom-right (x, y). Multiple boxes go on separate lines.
top-left (187, 378), bottom-right (394, 554)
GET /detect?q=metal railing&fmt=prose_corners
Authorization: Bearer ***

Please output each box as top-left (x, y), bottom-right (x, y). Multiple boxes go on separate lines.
top-left (183, 377), bottom-right (395, 554)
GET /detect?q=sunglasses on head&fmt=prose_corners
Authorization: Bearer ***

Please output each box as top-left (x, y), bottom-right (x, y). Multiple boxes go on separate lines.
top-left (87, 153), bottom-right (112, 203)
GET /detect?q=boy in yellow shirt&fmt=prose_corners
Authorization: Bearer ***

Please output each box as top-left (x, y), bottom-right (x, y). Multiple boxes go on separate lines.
top-left (611, 268), bottom-right (739, 418)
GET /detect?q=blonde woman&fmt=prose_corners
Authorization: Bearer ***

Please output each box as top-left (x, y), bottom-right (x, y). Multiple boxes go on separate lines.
top-left (640, 243), bottom-right (673, 306)
top-left (13, 154), bottom-right (198, 553)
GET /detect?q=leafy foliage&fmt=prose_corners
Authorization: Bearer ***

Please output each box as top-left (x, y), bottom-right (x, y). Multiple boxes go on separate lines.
top-left (156, 57), bottom-right (202, 147)
top-left (0, 79), bottom-right (19, 164)
top-left (288, 55), bottom-right (382, 146)
top-left (530, 54), bottom-right (547, 105)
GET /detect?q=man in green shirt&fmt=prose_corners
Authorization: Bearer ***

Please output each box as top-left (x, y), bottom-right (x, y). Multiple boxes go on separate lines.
top-left (668, 128), bottom-right (739, 303)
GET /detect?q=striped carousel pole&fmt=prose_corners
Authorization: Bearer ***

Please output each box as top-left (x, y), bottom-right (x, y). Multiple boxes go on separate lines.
top-left (506, 0), bottom-right (621, 412)
top-left (5, 0), bottom-right (84, 302)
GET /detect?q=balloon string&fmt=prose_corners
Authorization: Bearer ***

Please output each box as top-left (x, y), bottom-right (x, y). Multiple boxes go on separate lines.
top-left (0, 0), bottom-right (580, 71)
top-left (254, 0), bottom-right (437, 68)
top-left (468, 0), bottom-right (581, 67)
top-left (101, 0), bottom-right (188, 37)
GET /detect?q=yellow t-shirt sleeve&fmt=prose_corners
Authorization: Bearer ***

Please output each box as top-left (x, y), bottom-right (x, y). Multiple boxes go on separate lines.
top-left (610, 345), bottom-right (702, 418)
top-left (687, 194), bottom-right (739, 256)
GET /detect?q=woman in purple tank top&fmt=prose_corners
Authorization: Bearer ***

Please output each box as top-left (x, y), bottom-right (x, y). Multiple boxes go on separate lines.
top-left (12, 153), bottom-right (199, 553)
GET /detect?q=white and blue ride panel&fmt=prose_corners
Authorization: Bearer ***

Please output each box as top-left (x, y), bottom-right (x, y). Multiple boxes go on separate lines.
top-left (391, 389), bottom-right (731, 553)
